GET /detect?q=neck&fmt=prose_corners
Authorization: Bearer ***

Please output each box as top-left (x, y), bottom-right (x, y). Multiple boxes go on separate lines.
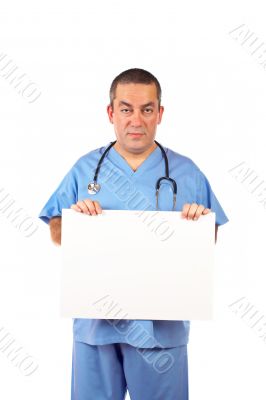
top-left (113, 141), bottom-right (157, 172)
top-left (113, 141), bottom-right (157, 160)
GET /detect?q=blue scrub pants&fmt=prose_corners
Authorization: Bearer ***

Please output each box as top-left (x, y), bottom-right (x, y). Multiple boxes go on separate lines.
top-left (71, 340), bottom-right (189, 400)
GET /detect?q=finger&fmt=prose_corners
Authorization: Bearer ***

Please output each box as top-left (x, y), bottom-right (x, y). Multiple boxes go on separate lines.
top-left (82, 199), bottom-right (98, 215)
top-left (186, 203), bottom-right (199, 220)
top-left (70, 204), bottom-right (82, 212)
top-left (202, 208), bottom-right (211, 214)
top-left (76, 200), bottom-right (92, 215)
top-left (93, 200), bottom-right (102, 214)
top-left (181, 203), bottom-right (191, 218)
top-left (192, 204), bottom-right (206, 220)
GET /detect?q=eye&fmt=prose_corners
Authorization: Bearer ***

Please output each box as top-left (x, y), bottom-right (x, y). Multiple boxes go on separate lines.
top-left (143, 108), bottom-right (153, 113)
top-left (121, 108), bottom-right (131, 113)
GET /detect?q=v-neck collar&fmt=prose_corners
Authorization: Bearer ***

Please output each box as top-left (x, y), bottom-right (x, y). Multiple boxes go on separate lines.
top-left (106, 142), bottom-right (163, 180)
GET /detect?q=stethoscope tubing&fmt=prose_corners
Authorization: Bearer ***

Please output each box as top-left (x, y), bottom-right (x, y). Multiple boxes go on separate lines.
top-left (88, 140), bottom-right (177, 210)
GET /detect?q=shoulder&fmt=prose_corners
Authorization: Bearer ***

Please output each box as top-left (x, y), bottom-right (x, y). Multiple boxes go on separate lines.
top-left (74, 145), bottom-right (106, 166)
top-left (165, 146), bottom-right (202, 175)
top-left (58, 144), bottom-right (107, 181)
top-left (66, 144), bottom-right (108, 175)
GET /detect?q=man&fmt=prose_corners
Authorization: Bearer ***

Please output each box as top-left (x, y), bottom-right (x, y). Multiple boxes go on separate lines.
top-left (39, 68), bottom-right (229, 400)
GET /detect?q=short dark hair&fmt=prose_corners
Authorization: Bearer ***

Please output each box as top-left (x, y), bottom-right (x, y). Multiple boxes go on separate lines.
top-left (109, 68), bottom-right (162, 108)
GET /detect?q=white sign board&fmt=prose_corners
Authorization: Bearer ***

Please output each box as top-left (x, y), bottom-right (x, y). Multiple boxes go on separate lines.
top-left (60, 208), bottom-right (215, 320)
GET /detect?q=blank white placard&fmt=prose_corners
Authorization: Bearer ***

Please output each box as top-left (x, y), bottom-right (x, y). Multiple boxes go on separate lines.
top-left (60, 208), bottom-right (215, 320)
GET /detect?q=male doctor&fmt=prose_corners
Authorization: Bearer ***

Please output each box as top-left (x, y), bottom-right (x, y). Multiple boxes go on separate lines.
top-left (39, 68), bottom-right (229, 400)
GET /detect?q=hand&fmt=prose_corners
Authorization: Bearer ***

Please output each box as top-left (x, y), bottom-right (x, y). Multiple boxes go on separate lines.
top-left (181, 203), bottom-right (211, 220)
top-left (70, 199), bottom-right (102, 215)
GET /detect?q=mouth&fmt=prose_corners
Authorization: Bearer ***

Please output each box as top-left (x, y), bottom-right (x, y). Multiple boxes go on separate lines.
top-left (128, 133), bottom-right (145, 138)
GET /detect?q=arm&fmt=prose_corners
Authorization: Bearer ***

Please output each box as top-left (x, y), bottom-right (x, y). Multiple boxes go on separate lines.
top-left (48, 200), bottom-right (102, 246)
top-left (215, 224), bottom-right (218, 244)
top-left (49, 216), bottom-right (62, 246)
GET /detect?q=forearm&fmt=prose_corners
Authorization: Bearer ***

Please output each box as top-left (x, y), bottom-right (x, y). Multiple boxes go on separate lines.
top-left (215, 224), bottom-right (218, 244)
top-left (49, 216), bottom-right (62, 246)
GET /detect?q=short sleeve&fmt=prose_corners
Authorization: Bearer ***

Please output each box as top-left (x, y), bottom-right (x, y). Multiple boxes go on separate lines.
top-left (38, 166), bottom-right (78, 225)
top-left (196, 169), bottom-right (229, 226)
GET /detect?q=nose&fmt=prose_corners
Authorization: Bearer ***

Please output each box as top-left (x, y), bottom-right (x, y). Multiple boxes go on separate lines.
top-left (130, 110), bottom-right (143, 127)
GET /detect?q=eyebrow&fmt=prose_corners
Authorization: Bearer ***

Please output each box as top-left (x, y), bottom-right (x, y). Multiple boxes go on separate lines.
top-left (118, 101), bottom-right (155, 108)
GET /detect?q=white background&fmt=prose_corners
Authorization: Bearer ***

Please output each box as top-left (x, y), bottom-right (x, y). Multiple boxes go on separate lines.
top-left (0, 0), bottom-right (266, 399)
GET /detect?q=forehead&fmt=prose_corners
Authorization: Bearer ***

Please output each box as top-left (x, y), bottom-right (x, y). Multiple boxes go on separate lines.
top-left (114, 82), bottom-right (158, 105)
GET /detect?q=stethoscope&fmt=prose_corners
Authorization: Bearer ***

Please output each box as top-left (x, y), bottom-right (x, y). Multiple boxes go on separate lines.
top-left (88, 140), bottom-right (177, 210)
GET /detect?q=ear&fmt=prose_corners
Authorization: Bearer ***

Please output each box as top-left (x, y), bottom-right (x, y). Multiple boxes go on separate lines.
top-left (107, 104), bottom-right (114, 124)
top-left (157, 106), bottom-right (164, 125)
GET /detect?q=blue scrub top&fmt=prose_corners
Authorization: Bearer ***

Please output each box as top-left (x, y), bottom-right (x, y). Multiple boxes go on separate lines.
top-left (39, 142), bottom-right (229, 348)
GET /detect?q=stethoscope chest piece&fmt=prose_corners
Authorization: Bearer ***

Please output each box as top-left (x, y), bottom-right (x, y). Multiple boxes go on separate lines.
top-left (88, 182), bottom-right (101, 195)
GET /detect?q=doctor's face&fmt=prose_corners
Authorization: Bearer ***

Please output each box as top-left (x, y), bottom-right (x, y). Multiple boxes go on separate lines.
top-left (107, 83), bottom-right (164, 154)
